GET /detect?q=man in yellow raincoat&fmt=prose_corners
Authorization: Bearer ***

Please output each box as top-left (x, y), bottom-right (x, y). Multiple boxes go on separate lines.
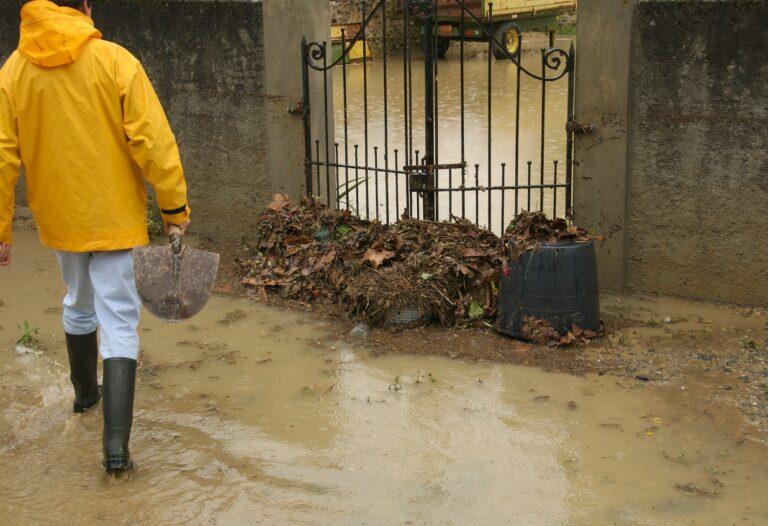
top-left (0, 0), bottom-right (191, 473)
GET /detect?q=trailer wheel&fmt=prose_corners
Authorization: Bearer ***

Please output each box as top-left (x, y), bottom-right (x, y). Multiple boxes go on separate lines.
top-left (492, 22), bottom-right (521, 59)
top-left (420, 35), bottom-right (452, 59)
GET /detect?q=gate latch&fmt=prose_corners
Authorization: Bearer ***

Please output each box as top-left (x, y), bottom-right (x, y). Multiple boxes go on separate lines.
top-left (566, 120), bottom-right (595, 134)
top-left (403, 162), bottom-right (466, 190)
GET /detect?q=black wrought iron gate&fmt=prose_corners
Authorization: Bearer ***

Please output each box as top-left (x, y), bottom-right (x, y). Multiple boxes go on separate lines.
top-left (302, 0), bottom-right (576, 235)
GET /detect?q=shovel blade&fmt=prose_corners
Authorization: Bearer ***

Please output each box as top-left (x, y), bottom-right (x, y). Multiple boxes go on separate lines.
top-left (133, 245), bottom-right (220, 322)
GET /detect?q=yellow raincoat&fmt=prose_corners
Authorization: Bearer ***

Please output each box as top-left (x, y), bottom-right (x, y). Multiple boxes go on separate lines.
top-left (0, 0), bottom-right (190, 252)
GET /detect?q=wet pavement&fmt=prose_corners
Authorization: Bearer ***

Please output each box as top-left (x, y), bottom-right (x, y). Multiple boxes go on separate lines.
top-left (1, 229), bottom-right (768, 525)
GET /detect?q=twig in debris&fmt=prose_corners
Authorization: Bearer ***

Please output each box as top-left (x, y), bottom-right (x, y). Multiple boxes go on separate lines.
top-left (427, 281), bottom-right (456, 306)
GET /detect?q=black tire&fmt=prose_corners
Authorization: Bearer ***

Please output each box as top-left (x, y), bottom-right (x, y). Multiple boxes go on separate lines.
top-left (492, 22), bottom-right (521, 60)
top-left (420, 34), bottom-right (452, 59)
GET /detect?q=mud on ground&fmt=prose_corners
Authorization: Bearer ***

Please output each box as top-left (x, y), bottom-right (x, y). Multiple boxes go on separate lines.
top-left (350, 294), bottom-right (768, 438)
top-left (207, 233), bottom-right (768, 439)
top-left (14, 217), bottom-right (768, 439)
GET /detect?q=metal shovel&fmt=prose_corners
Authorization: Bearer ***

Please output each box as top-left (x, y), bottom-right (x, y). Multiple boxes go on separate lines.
top-left (133, 225), bottom-right (220, 323)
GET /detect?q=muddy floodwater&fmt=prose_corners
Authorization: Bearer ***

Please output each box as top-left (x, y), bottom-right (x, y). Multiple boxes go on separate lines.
top-left (1, 229), bottom-right (767, 525)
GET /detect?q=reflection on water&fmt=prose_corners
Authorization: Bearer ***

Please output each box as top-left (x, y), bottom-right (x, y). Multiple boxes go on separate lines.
top-left (2, 230), bottom-right (768, 525)
top-left (329, 39), bottom-right (571, 232)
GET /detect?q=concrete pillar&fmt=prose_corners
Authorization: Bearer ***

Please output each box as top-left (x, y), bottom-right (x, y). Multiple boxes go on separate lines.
top-left (263, 0), bottom-right (332, 200)
top-left (572, 0), bottom-right (636, 291)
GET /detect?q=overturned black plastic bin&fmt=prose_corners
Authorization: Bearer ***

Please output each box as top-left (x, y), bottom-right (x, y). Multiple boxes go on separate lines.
top-left (496, 239), bottom-right (600, 339)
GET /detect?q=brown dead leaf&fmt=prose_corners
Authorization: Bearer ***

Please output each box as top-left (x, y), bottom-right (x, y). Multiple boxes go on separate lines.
top-left (521, 316), bottom-right (561, 345)
top-left (559, 331), bottom-right (577, 346)
top-left (284, 235), bottom-right (313, 246)
top-left (572, 324), bottom-right (600, 340)
top-left (363, 248), bottom-right (396, 268)
top-left (267, 194), bottom-right (290, 211)
top-left (241, 277), bottom-right (260, 287)
top-left (461, 247), bottom-right (492, 258)
top-left (314, 250), bottom-right (336, 272)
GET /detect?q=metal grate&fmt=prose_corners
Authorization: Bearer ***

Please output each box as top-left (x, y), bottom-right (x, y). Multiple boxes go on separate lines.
top-left (302, 0), bottom-right (576, 234)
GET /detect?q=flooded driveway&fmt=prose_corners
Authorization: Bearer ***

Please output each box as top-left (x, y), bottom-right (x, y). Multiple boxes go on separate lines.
top-left (1, 229), bottom-right (767, 525)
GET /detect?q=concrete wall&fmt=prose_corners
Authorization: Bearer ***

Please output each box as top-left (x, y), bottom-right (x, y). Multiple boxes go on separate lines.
top-left (574, 0), bottom-right (768, 305)
top-left (1, 0), bottom-right (330, 241)
top-left (626, 0), bottom-right (768, 304)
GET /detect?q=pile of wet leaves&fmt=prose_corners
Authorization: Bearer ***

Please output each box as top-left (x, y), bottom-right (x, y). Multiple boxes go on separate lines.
top-left (237, 196), bottom-right (599, 336)
top-left (502, 211), bottom-right (592, 261)
top-left (237, 195), bottom-right (502, 326)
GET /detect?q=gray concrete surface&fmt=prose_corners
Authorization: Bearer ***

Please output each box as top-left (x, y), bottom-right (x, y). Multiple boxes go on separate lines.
top-left (1, 0), bottom-right (330, 241)
top-left (625, 0), bottom-right (768, 305)
top-left (574, 0), bottom-right (768, 305)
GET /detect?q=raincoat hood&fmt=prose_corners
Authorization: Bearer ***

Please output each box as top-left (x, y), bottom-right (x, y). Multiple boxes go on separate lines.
top-left (18, 0), bottom-right (102, 68)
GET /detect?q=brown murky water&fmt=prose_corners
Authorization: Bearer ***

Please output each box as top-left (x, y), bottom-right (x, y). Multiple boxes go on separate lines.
top-left (2, 229), bottom-right (768, 525)
top-left (331, 36), bottom-right (570, 231)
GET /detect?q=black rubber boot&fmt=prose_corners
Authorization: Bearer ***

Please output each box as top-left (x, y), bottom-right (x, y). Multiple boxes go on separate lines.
top-left (65, 331), bottom-right (101, 413)
top-left (102, 358), bottom-right (137, 473)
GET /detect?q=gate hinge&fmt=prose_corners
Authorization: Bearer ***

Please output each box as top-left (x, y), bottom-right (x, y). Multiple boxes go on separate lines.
top-left (287, 100), bottom-right (304, 115)
top-left (566, 120), bottom-right (595, 134)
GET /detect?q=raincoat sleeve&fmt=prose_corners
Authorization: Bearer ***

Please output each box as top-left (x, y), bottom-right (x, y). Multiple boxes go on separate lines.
top-left (0, 75), bottom-right (22, 245)
top-left (116, 48), bottom-right (190, 226)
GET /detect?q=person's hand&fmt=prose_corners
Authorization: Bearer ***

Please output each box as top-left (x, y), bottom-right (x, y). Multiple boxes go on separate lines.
top-left (164, 220), bottom-right (191, 236)
top-left (0, 242), bottom-right (11, 267)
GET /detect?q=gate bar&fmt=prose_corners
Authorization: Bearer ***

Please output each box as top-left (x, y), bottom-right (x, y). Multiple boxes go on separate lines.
top-left (301, 37), bottom-right (312, 196)
top-left (423, 0), bottom-right (437, 221)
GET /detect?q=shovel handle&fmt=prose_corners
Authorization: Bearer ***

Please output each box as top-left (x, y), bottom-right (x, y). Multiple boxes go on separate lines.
top-left (169, 224), bottom-right (183, 255)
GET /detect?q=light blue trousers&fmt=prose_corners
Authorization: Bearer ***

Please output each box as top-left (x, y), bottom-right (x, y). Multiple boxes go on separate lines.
top-left (55, 250), bottom-right (141, 360)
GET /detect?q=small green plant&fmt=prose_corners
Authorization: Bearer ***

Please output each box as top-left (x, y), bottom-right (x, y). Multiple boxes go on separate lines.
top-left (17, 320), bottom-right (40, 347)
top-left (705, 465), bottom-right (722, 476)
top-left (740, 337), bottom-right (757, 351)
top-left (468, 301), bottom-right (484, 319)
top-left (335, 224), bottom-right (352, 237)
top-left (762, 383), bottom-right (768, 396)
top-left (335, 176), bottom-right (368, 214)
top-left (389, 375), bottom-right (402, 391)
top-left (557, 22), bottom-right (577, 36)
